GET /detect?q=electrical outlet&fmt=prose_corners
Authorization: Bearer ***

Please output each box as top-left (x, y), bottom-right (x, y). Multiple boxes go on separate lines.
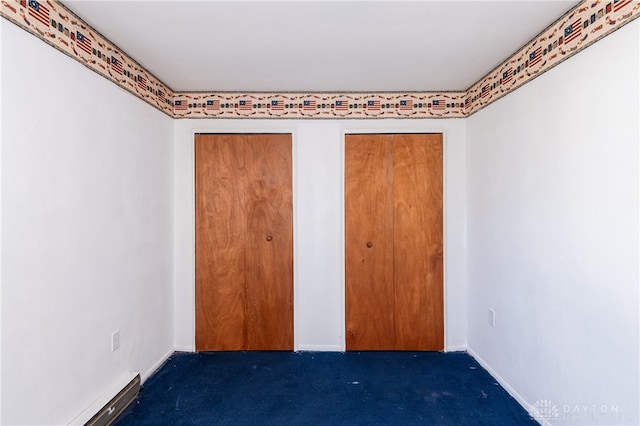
top-left (111, 330), bottom-right (120, 352)
top-left (488, 309), bottom-right (495, 327)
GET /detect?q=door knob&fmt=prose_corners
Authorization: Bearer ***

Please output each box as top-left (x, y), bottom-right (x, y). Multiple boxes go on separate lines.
top-left (266, 235), bottom-right (273, 242)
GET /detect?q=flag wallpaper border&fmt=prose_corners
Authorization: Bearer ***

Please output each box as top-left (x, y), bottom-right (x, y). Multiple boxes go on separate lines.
top-left (465, 0), bottom-right (640, 116)
top-left (0, 0), bottom-right (174, 116)
top-left (1, 0), bottom-right (638, 119)
top-left (171, 92), bottom-right (468, 119)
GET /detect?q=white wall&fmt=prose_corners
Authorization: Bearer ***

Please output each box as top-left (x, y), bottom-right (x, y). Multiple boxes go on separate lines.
top-left (0, 18), bottom-right (5, 426)
top-left (1, 23), bottom-right (175, 425)
top-left (173, 119), bottom-right (467, 352)
top-left (466, 20), bottom-right (639, 425)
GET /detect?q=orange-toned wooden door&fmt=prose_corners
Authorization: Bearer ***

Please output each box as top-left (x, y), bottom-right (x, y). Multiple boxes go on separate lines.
top-left (345, 133), bottom-right (443, 351)
top-left (195, 134), bottom-right (293, 351)
top-left (195, 135), bottom-right (246, 351)
top-left (244, 136), bottom-right (293, 350)
top-left (345, 135), bottom-right (395, 350)
top-left (393, 134), bottom-right (443, 350)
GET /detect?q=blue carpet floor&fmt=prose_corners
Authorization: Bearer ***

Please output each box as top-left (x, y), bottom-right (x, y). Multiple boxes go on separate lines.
top-left (114, 351), bottom-right (536, 425)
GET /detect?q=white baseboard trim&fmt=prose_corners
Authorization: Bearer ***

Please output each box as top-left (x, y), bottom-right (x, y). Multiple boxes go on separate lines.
top-left (173, 345), bottom-right (195, 353)
top-left (296, 344), bottom-right (470, 353)
top-left (141, 348), bottom-right (174, 383)
top-left (466, 347), bottom-right (545, 425)
top-left (445, 345), bottom-right (468, 352)
top-left (295, 344), bottom-right (343, 352)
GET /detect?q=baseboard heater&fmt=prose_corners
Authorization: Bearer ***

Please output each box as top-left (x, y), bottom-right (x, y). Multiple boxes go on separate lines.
top-left (69, 372), bottom-right (140, 426)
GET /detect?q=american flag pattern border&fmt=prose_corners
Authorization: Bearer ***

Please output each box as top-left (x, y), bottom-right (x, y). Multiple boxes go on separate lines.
top-left (171, 92), bottom-right (467, 119)
top-left (1, 0), bottom-right (638, 119)
top-left (466, 0), bottom-right (640, 115)
top-left (0, 0), bottom-right (174, 116)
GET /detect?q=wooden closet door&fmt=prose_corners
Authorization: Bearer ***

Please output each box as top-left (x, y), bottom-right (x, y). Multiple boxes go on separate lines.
top-left (195, 134), bottom-right (293, 351)
top-left (393, 134), bottom-right (443, 350)
top-left (195, 134), bottom-right (246, 351)
top-left (345, 133), bottom-right (443, 351)
top-left (345, 134), bottom-right (395, 350)
top-left (244, 135), bottom-right (293, 350)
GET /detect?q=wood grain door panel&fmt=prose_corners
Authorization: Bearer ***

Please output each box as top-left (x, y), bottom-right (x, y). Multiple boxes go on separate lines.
top-left (245, 135), bottom-right (293, 350)
top-left (195, 135), bottom-right (246, 351)
top-left (345, 134), bottom-right (395, 350)
top-left (393, 134), bottom-right (443, 350)
top-left (345, 133), bottom-right (444, 351)
top-left (195, 134), bottom-right (293, 352)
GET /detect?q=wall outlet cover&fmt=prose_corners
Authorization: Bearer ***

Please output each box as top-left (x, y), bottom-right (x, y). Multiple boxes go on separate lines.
top-left (111, 330), bottom-right (120, 352)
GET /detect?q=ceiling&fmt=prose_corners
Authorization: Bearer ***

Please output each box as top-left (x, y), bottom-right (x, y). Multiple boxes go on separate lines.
top-left (62, 0), bottom-right (580, 93)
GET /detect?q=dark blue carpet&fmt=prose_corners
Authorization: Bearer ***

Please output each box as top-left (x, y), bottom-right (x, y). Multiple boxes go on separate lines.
top-left (114, 351), bottom-right (536, 425)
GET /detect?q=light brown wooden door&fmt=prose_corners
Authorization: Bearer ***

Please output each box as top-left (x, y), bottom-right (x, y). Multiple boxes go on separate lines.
top-left (345, 133), bottom-right (443, 351)
top-left (195, 134), bottom-right (293, 351)
top-left (244, 136), bottom-right (293, 350)
top-left (345, 135), bottom-right (395, 350)
top-left (393, 134), bottom-right (443, 350)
